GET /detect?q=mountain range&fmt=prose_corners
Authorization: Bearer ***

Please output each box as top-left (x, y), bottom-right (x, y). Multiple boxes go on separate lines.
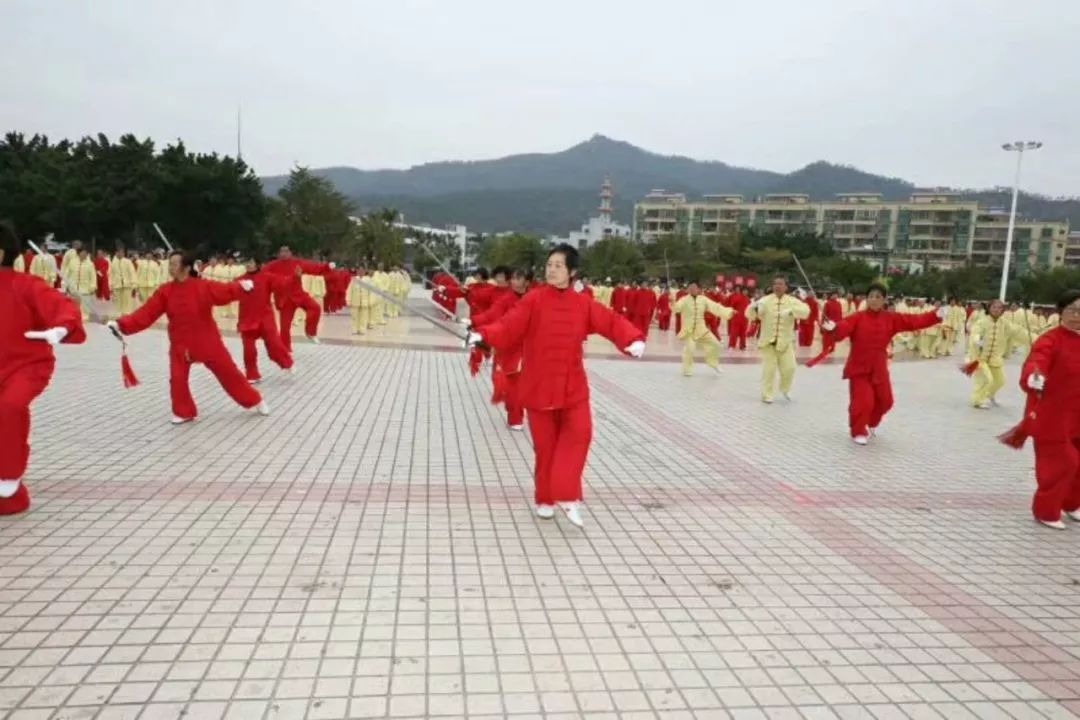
top-left (260, 134), bottom-right (1078, 235)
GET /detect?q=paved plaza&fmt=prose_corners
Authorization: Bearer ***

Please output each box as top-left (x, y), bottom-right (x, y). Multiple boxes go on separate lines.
top-left (2, 292), bottom-right (1078, 720)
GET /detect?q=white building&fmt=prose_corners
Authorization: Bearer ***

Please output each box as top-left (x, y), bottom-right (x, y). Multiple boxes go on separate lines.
top-left (549, 175), bottom-right (632, 249)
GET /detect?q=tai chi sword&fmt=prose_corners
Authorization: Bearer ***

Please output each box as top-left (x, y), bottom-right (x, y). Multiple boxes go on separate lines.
top-left (353, 278), bottom-right (479, 346)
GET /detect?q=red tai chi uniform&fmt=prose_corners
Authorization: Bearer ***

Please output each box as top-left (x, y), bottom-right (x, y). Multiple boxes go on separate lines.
top-left (475, 285), bottom-right (643, 506)
top-left (656, 291), bottom-right (672, 331)
top-left (237, 269), bottom-right (295, 382)
top-left (262, 257), bottom-right (332, 351)
top-left (94, 255), bottom-right (111, 301)
top-left (726, 292), bottom-right (750, 349)
top-left (799, 296), bottom-right (819, 347)
top-left (1020, 327), bottom-right (1080, 523)
top-left (117, 278), bottom-right (262, 421)
top-left (471, 286), bottom-right (529, 428)
top-left (0, 271), bottom-right (86, 514)
top-left (825, 307), bottom-right (939, 437)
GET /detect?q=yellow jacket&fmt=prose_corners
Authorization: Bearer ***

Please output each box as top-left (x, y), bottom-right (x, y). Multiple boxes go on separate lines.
top-left (66, 256), bottom-right (97, 294)
top-left (944, 305), bottom-right (966, 333)
top-left (136, 259), bottom-right (160, 288)
top-left (967, 315), bottom-right (1032, 368)
top-left (13, 255), bottom-right (26, 272)
top-left (60, 248), bottom-right (79, 278)
top-left (674, 294), bottom-right (733, 340)
top-left (29, 254), bottom-right (57, 284)
top-left (110, 257), bottom-right (136, 289)
top-left (347, 276), bottom-right (375, 308)
top-left (746, 293), bottom-right (810, 352)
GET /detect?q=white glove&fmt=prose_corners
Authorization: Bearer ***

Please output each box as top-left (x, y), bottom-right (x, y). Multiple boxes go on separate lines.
top-left (821, 319), bottom-right (836, 332)
top-left (457, 317), bottom-right (471, 328)
top-left (796, 288), bottom-right (807, 300)
top-left (573, 280), bottom-right (584, 293)
top-left (466, 331), bottom-right (483, 348)
top-left (328, 262), bottom-right (337, 270)
top-left (625, 340), bottom-right (645, 358)
top-left (238, 279), bottom-right (254, 292)
top-left (24, 327), bottom-right (68, 346)
top-left (436, 285), bottom-right (446, 292)
top-left (106, 320), bottom-right (121, 335)
top-left (1028, 373), bottom-right (1046, 392)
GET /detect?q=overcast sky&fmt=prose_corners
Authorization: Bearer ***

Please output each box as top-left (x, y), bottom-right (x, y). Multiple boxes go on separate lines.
top-left (3, 0), bottom-right (1078, 195)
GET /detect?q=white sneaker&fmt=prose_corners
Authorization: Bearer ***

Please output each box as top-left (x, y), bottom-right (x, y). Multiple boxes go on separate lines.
top-left (559, 502), bottom-right (584, 528)
top-left (535, 504), bottom-right (555, 520)
top-left (976, 400), bottom-right (991, 410)
top-left (256, 401), bottom-right (271, 416)
top-left (0, 480), bottom-right (21, 499)
top-left (509, 424), bottom-right (524, 432)
top-left (762, 397), bottom-right (774, 404)
top-left (853, 435), bottom-right (869, 446)
top-left (1065, 510), bottom-right (1080, 522)
top-left (307, 336), bottom-right (321, 345)
top-left (171, 416), bottom-right (193, 425)
top-left (1039, 518), bottom-right (1067, 531)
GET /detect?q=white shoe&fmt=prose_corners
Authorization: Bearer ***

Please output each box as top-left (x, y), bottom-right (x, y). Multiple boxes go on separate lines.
top-left (762, 397), bottom-right (774, 404)
top-left (535, 504), bottom-right (555, 520)
top-left (256, 401), bottom-right (270, 416)
top-left (171, 416), bottom-right (193, 425)
top-left (853, 435), bottom-right (869, 446)
top-left (559, 502), bottom-right (584, 528)
top-left (1039, 519), bottom-right (1067, 531)
top-left (1065, 510), bottom-right (1080, 522)
top-left (307, 336), bottom-right (321, 345)
top-left (976, 401), bottom-right (991, 410)
top-left (509, 424), bottom-right (524, 432)
top-left (0, 480), bottom-right (21, 499)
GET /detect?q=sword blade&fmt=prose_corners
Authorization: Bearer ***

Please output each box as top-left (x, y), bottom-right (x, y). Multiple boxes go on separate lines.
top-left (152, 222), bottom-right (175, 253)
top-left (355, 279), bottom-right (468, 341)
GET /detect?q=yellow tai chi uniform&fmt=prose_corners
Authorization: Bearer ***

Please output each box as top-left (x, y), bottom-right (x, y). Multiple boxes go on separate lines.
top-left (746, 292), bottom-right (810, 403)
top-left (966, 314), bottom-right (1033, 408)
top-left (673, 293), bottom-right (733, 376)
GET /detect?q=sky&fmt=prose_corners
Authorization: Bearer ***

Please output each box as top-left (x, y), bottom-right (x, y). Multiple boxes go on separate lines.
top-left (3, 0), bottom-right (1079, 196)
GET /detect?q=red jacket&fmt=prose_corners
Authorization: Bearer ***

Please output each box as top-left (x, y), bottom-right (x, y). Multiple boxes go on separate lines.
top-left (828, 309), bottom-right (939, 382)
top-left (1021, 327), bottom-right (1080, 442)
top-left (727, 292), bottom-right (750, 318)
top-left (657, 292), bottom-right (671, 316)
top-left (804, 297), bottom-right (820, 324)
top-left (465, 283), bottom-right (498, 316)
top-left (118, 278), bottom-right (241, 359)
top-left (471, 287), bottom-right (527, 373)
top-left (262, 257), bottom-right (331, 308)
top-left (477, 284), bottom-right (643, 410)
top-left (611, 287), bottom-right (628, 314)
top-left (237, 271), bottom-right (291, 332)
top-left (823, 298), bottom-right (843, 323)
top-left (0, 270), bottom-right (86, 385)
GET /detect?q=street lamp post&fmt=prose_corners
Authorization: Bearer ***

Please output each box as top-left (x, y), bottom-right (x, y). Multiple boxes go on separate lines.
top-left (999, 141), bottom-right (1042, 301)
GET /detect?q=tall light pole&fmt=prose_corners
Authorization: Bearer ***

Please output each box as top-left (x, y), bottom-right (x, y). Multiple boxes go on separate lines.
top-left (999, 141), bottom-right (1042, 301)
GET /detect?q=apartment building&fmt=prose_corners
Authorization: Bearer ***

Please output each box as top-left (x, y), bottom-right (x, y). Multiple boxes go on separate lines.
top-left (634, 191), bottom-right (1070, 272)
top-left (1067, 231), bottom-right (1080, 268)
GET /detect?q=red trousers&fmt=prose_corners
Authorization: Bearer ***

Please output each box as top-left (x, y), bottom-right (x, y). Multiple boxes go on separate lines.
top-left (170, 345), bottom-right (261, 420)
top-left (526, 401), bottom-right (592, 505)
top-left (657, 312), bottom-right (671, 331)
top-left (241, 319), bottom-right (294, 381)
top-left (1032, 438), bottom-right (1080, 522)
top-left (848, 376), bottom-right (893, 437)
top-left (505, 373), bottom-right (524, 427)
top-left (0, 363), bottom-right (53, 481)
top-left (278, 292), bottom-right (322, 351)
top-left (727, 317), bottom-right (748, 349)
top-left (798, 321), bottom-right (815, 347)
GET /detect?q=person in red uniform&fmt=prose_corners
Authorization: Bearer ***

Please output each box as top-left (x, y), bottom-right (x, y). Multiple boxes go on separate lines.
top-left (726, 286), bottom-right (751, 349)
top-left (468, 269), bottom-right (532, 429)
top-left (468, 244), bottom-right (645, 528)
top-left (262, 245), bottom-right (334, 351)
top-left (236, 256), bottom-right (295, 383)
top-left (110, 251), bottom-right (268, 424)
top-left (798, 290), bottom-right (820, 347)
top-left (0, 222), bottom-right (87, 515)
top-left (705, 285), bottom-right (724, 339)
top-left (93, 249), bottom-right (112, 301)
top-left (821, 283), bottom-right (941, 444)
top-left (1017, 289), bottom-right (1080, 530)
top-left (611, 281), bottom-right (628, 318)
top-left (431, 271), bottom-right (461, 318)
top-left (806, 291), bottom-right (845, 367)
top-left (656, 285), bottom-right (672, 331)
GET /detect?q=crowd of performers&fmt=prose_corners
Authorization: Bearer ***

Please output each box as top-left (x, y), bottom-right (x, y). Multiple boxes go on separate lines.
top-left (2, 221), bottom-right (1078, 531)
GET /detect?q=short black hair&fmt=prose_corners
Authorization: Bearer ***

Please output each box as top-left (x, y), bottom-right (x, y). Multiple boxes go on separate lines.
top-left (491, 265), bottom-right (511, 280)
top-left (1057, 289), bottom-right (1080, 313)
top-left (171, 250), bottom-right (199, 278)
top-left (866, 282), bottom-right (888, 298)
top-left (0, 220), bottom-right (20, 268)
top-left (474, 267), bottom-right (490, 281)
top-left (511, 268), bottom-right (528, 280)
top-left (548, 243), bottom-right (580, 272)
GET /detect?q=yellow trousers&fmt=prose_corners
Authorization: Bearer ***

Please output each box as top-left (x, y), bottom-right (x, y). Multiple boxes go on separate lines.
top-left (350, 307), bottom-right (370, 334)
top-left (971, 363), bottom-right (1006, 406)
top-left (374, 299), bottom-right (386, 325)
top-left (918, 334), bottom-right (937, 359)
top-left (760, 344), bottom-right (797, 401)
top-left (114, 288), bottom-right (134, 317)
top-left (137, 287), bottom-right (154, 306)
top-left (681, 333), bottom-right (721, 375)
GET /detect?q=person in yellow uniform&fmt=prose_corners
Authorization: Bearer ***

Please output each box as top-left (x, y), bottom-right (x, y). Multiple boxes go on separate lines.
top-left (59, 240), bottom-right (82, 280)
top-left (937, 297), bottom-right (967, 356)
top-left (372, 263), bottom-right (390, 325)
top-left (382, 266), bottom-right (400, 319)
top-left (64, 246), bottom-right (97, 320)
top-left (966, 298), bottom-right (1034, 409)
top-left (347, 269), bottom-right (374, 334)
top-left (309, 270), bottom-right (327, 318)
top-left (109, 248), bottom-right (137, 318)
top-left (917, 301), bottom-right (942, 359)
top-left (135, 251), bottom-right (159, 307)
top-left (673, 281), bottom-right (733, 376)
top-left (746, 275), bottom-right (810, 403)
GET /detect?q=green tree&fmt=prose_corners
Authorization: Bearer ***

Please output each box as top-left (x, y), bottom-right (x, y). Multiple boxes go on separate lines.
top-left (354, 207), bottom-right (405, 267)
top-left (1016, 267), bottom-right (1080, 304)
top-left (581, 236), bottom-right (645, 281)
top-left (478, 233), bottom-right (548, 272)
top-left (264, 167), bottom-right (356, 258)
top-left (801, 255), bottom-right (878, 292)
